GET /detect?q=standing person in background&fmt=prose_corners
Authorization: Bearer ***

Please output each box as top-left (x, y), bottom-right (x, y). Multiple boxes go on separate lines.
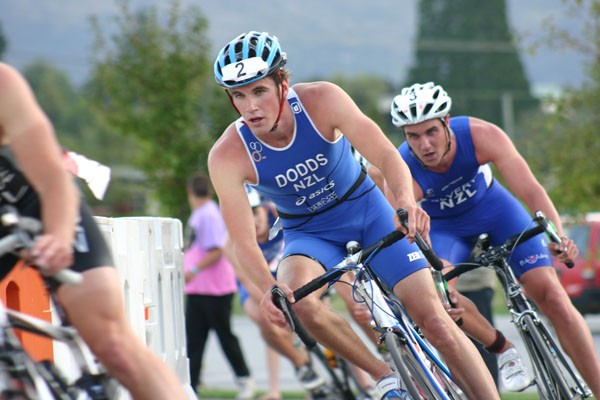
top-left (390, 81), bottom-right (600, 395)
top-left (183, 173), bottom-right (254, 399)
top-left (0, 62), bottom-right (189, 399)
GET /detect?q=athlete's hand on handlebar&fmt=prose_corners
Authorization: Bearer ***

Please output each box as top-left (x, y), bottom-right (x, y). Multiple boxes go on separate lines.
top-left (393, 204), bottom-right (430, 243)
top-left (29, 233), bottom-right (74, 275)
top-left (443, 290), bottom-right (466, 323)
top-left (261, 283), bottom-right (295, 328)
top-left (548, 235), bottom-right (578, 266)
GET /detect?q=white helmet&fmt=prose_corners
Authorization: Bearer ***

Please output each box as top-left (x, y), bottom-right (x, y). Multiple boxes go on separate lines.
top-left (390, 82), bottom-right (452, 127)
top-left (245, 185), bottom-right (262, 208)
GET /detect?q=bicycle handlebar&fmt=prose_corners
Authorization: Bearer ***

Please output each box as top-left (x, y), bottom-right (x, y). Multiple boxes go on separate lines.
top-left (0, 206), bottom-right (83, 286)
top-left (271, 286), bottom-right (317, 349)
top-left (534, 211), bottom-right (574, 269)
top-left (271, 208), bottom-right (450, 344)
top-left (444, 211), bottom-right (572, 281)
top-left (397, 208), bottom-right (444, 271)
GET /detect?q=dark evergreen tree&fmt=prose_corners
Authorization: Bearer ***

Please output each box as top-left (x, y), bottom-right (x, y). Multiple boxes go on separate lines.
top-left (405, 0), bottom-right (538, 133)
top-left (0, 22), bottom-right (7, 59)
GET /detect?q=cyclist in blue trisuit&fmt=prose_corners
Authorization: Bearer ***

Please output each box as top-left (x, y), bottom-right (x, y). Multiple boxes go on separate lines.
top-left (0, 62), bottom-right (189, 399)
top-left (208, 31), bottom-right (499, 400)
top-left (390, 82), bottom-right (600, 397)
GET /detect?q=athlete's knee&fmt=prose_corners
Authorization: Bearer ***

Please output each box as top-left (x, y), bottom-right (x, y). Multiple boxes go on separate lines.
top-left (420, 313), bottom-right (460, 353)
top-left (531, 282), bottom-right (573, 319)
top-left (292, 296), bottom-right (326, 329)
top-left (87, 326), bottom-right (139, 375)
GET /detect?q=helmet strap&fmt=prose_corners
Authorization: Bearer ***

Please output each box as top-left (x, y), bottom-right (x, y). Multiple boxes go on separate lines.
top-left (226, 90), bottom-right (241, 115)
top-left (270, 71), bottom-right (287, 132)
top-left (439, 117), bottom-right (452, 159)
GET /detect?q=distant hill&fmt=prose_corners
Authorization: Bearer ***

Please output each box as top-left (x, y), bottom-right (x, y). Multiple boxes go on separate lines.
top-left (1, 0), bottom-right (588, 90)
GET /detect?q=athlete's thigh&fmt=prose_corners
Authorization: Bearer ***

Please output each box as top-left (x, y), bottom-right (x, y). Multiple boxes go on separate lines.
top-left (519, 266), bottom-right (569, 306)
top-left (277, 251), bottom-right (331, 294)
top-left (394, 267), bottom-right (445, 327)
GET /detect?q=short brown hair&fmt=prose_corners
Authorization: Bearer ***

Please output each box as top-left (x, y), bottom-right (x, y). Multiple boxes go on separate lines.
top-left (187, 173), bottom-right (212, 198)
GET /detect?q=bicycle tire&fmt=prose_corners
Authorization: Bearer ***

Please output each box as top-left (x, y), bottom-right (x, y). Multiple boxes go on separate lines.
top-left (311, 346), bottom-right (356, 400)
top-left (522, 314), bottom-right (578, 400)
top-left (416, 343), bottom-right (464, 400)
top-left (385, 332), bottom-right (441, 399)
top-left (0, 358), bottom-right (58, 400)
top-left (337, 358), bottom-right (367, 399)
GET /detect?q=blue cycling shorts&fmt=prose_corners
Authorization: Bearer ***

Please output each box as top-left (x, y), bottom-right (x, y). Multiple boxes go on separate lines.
top-left (280, 182), bottom-right (428, 291)
top-left (430, 183), bottom-right (552, 279)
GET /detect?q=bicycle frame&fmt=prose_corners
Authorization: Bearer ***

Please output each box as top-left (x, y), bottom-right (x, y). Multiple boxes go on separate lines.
top-left (0, 206), bottom-right (121, 399)
top-left (274, 224), bottom-right (464, 400)
top-left (493, 252), bottom-right (588, 399)
top-left (353, 255), bottom-right (461, 399)
top-left (444, 212), bottom-right (591, 400)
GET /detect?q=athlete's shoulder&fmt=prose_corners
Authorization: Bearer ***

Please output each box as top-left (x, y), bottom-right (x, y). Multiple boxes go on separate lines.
top-left (209, 121), bottom-right (244, 164)
top-left (0, 64), bottom-right (22, 113)
top-left (466, 116), bottom-right (506, 142)
top-left (293, 81), bottom-right (344, 102)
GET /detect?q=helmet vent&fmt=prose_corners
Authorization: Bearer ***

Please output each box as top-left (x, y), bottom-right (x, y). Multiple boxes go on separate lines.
top-left (409, 104), bottom-right (418, 118)
top-left (422, 104), bottom-right (433, 116)
top-left (434, 102), bottom-right (448, 114)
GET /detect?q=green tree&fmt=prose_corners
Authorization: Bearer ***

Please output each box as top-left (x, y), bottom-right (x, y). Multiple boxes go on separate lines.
top-left (330, 74), bottom-right (390, 127)
top-left (23, 61), bottom-right (140, 209)
top-left (515, 0), bottom-right (600, 214)
top-left (0, 22), bottom-right (7, 59)
top-left (89, 0), bottom-right (233, 220)
top-left (406, 0), bottom-right (537, 132)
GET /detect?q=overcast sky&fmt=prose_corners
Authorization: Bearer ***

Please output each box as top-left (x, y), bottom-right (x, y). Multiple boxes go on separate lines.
top-left (1, 0), bottom-right (590, 93)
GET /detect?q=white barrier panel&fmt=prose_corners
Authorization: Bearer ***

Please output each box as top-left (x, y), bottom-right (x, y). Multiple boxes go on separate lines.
top-left (54, 216), bottom-right (193, 399)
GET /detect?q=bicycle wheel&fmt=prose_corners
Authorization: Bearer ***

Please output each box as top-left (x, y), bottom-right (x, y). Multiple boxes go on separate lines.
top-left (521, 314), bottom-right (580, 400)
top-left (336, 357), bottom-right (373, 399)
top-left (385, 332), bottom-right (445, 400)
top-left (311, 347), bottom-right (356, 400)
top-left (420, 347), bottom-right (464, 400)
top-left (0, 357), bottom-right (60, 400)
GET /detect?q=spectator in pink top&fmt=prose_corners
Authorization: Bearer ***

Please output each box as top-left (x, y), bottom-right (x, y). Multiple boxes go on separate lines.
top-left (184, 173), bottom-right (254, 399)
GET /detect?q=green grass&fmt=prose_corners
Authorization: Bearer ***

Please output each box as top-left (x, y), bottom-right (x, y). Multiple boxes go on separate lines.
top-left (501, 393), bottom-right (544, 400)
top-left (197, 388), bottom-right (547, 399)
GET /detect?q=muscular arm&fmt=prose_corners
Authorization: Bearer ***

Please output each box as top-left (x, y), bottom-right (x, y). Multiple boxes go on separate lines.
top-left (207, 129), bottom-right (277, 294)
top-left (297, 82), bottom-right (427, 236)
top-left (224, 237), bottom-right (265, 302)
top-left (0, 63), bottom-right (78, 271)
top-left (471, 117), bottom-right (565, 236)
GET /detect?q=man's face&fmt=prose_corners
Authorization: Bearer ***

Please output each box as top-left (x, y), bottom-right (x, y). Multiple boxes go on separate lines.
top-left (228, 78), bottom-right (282, 135)
top-left (403, 118), bottom-right (448, 168)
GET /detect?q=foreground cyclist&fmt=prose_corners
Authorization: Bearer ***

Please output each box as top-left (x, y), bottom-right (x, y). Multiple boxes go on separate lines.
top-left (208, 31), bottom-right (499, 399)
top-left (0, 62), bottom-right (189, 399)
top-left (390, 82), bottom-right (600, 396)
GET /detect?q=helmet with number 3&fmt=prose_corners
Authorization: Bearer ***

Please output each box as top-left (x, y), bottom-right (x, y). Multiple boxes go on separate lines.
top-left (390, 82), bottom-right (452, 127)
top-left (214, 31), bottom-right (287, 88)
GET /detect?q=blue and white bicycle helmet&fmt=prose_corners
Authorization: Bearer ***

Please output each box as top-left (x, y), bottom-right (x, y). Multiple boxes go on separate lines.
top-left (214, 31), bottom-right (287, 88)
top-left (390, 82), bottom-right (452, 127)
top-left (245, 184), bottom-right (262, 208)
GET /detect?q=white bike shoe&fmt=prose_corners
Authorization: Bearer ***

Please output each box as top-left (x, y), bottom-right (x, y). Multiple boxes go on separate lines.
top-left (376, 374), bottom-right (411, 399)
top-left (499, 347), bottom-right (532, 392)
